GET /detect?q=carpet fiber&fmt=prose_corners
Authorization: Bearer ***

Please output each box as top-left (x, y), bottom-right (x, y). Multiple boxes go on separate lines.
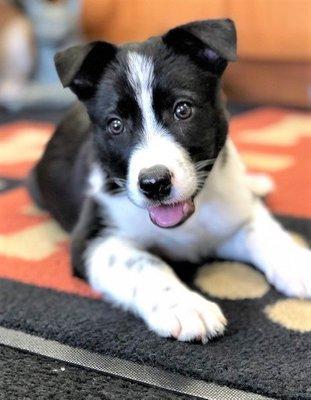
top-left (0, 107), bottom-right (310, 399)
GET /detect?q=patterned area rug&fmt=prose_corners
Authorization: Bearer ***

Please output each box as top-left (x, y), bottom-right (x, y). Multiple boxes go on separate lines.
top-left (0, 107), bottom-right (310, 399)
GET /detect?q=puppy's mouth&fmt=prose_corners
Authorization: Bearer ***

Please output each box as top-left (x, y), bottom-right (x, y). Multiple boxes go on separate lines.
top-left (147, 198), bottom-right (195, 228)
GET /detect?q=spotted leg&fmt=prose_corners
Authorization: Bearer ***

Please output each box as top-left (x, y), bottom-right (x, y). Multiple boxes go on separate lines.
top-left (84, 235), bottom-right (226, 342)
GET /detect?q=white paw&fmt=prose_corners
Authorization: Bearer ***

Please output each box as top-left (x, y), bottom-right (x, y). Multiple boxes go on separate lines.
top-left (246, 172), bottom-right (275, 197)
top-left (143, 289), bottom-right (226, 343)
top-left (267, 247), bottom-right (311, 298)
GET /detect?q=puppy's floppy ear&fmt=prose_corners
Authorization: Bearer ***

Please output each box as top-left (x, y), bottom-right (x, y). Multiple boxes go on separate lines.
top-left (163, 19), bottom-right (237, 74)
top-left (54, 41), bottom-right (117, 100)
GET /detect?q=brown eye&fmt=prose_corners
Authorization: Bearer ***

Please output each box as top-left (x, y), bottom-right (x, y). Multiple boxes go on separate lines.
top-left (174, 102), bottom-right (192, 120)
top-left (108, 118), bottom-right (124, 135)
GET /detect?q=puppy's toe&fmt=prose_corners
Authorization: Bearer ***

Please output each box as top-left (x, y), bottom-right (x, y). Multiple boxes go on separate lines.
top-left (270, 248), bottom-right (311, 298)
top-left (145, 290), bottom-right (226, 343)
top-left (146, 308), bottom-right (182, 339)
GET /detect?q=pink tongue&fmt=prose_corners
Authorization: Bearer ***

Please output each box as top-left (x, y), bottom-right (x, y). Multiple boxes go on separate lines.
top-left (148, 200), bottom-right (194, 228)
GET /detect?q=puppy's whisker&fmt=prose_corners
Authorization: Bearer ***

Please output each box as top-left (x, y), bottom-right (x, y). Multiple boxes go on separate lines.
top-left (109, 187), bottom-right (127, 195)
top-left (196, 172), bottom-right (209, 181)
top-left (196, 171), bottom-right (209, 177)
top-left (195, 158), bottom-right (216, 171)
top-left (196, 178), bottom-right (207, 185)
top-left (196, 180), bottom-right (207, 188)
top-left (195, 168), bottom-right (210, 191)
top-left (106, 177), bottom-right (127, 188)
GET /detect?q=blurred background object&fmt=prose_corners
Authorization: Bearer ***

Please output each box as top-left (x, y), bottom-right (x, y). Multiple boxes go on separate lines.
top-left (81, 0), bottom-right (311, 108)
top-left (0, 0), bottom-right (310, 111)
top-left (0, 0), bottom-right (83, 112)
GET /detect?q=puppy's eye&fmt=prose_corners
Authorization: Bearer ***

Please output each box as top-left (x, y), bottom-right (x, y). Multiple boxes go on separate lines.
top-left (174, 102), bottom-right (192, 120)
top-left (108, 118), bottom-right (124, 135)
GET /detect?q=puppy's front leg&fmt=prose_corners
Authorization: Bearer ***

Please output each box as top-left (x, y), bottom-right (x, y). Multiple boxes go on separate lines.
top-left (86, 236), bottom-right (226, 342)
top-left (216, 202), bottom-right (311, 297)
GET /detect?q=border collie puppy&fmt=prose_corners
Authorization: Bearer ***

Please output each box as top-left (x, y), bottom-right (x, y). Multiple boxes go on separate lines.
top-left (28, 19), bottom-right (311, 343)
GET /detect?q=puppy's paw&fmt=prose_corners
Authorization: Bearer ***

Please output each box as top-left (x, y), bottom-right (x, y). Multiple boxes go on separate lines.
top-left (267, 247), bottom-right (311, 298)
top-left (144, 290), bottom-right (226, 343)
top-left (246, 172), bottom-right (275, 197)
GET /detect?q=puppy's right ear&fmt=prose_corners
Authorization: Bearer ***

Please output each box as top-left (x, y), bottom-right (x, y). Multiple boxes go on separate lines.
top-left (54, 41), bottom-right (117, 100)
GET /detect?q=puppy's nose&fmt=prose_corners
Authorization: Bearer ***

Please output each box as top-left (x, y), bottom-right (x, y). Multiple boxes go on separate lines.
top-left (138, 165), bottom-right (172, 200)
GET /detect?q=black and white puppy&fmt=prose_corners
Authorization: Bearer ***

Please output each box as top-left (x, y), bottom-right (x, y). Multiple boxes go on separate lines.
top-left (28, 19), bottom-right (311, 343)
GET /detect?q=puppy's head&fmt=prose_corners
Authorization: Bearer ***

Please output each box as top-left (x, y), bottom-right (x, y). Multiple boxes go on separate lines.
top-left (55, 19), bottom-right (237, 228)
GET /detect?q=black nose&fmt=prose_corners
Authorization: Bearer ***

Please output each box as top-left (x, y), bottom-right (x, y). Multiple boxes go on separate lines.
top-left (138, 165), bottom-right (172, 200)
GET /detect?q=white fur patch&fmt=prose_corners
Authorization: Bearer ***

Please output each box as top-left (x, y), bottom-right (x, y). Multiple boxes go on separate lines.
top-left (126, 52), bottom-right (197, 206)
top-left (87, 163), bottom-right (105, 196)
top-left (127, 52), bottom-right (159, 136)
top-left (87, 236), bottom-right (155, 307)
top-left (246, 172), bottom-right (275, 197)
top-left (127, 134), bottom-right (197, 206)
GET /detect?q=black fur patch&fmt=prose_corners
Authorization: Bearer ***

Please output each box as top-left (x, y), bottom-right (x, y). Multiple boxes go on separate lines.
top-left (55, 41), bottom-right (117, 100)
top-left (70, 198), bottom-right (107, 279)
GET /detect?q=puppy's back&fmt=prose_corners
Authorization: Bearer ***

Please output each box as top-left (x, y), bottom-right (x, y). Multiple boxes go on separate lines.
top-left (27, 103), bottom-right (92, 231)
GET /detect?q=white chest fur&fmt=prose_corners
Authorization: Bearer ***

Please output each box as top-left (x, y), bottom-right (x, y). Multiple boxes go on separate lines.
top-left (102, 194), bottom-right (213, 262)
top-left (92, 140), bottom-right (255, 263)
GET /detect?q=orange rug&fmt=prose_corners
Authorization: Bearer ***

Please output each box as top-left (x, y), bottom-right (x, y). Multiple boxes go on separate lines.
top-left (0, 107), bottom-right (310, 297)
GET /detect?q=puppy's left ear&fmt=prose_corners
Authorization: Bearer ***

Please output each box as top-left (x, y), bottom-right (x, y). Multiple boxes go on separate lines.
top-left (163, 19), bottom-right (237, 74)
